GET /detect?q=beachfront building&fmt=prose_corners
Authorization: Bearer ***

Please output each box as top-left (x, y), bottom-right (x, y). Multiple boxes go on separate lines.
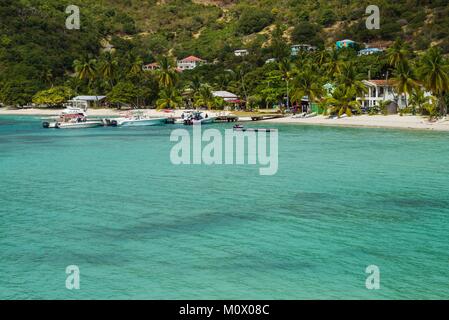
top-left (234, 49), bottom-right (249, 57)
top-left (212, 91), bottom-right (244, 109)
top-left (212, 91), bottom-right (240, 102)
top-left (72, 96), bottom-right (107, 109)
top-left (358, 80), bottom-right (406, 110)
top-left (291, 44), bottom-right (317, 56)
top-left (142, 62), bottom-right (160, 71)
top-left (177, 56), bottom-right (206, 71)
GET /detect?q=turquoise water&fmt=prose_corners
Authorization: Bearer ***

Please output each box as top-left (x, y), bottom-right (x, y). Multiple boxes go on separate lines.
top-left (1, 115), bottom-right (449, 300)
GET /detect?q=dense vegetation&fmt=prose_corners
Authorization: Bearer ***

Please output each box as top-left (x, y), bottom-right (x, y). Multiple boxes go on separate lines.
top-left (1, 0), bottom-right (449, 116)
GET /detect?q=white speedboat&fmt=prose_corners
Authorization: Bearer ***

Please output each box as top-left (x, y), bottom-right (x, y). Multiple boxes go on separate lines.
top-left (112, 111), bottom-right (167, 127)
top-left (42, 102), bottom-right (102, 129)
top-left (184, 112), bottom-right (216, 125)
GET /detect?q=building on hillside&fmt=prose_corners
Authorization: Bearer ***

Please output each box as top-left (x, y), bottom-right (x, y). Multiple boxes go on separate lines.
top-left (336, 39), bottom-right (356, 49)
top-left (358, 48), bottom-right (383, 56)
top-left (291, 44), bottom-right (317, 56)
top-left (265, 58), bottom-right (277, 64)
top-left (177, 56), bottom-right (207, 71)
top-left (142, 63), bottom-right (160, 71)
top-left (234, 49), bottom-right (249, 57)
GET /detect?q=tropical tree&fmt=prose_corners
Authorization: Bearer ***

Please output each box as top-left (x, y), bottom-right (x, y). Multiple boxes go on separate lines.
top-left (108, 81), bottom-right (143, 109)
top-left (386, 38), bottom-right (410, 68)
top-left (188, 75), bottom-right (202, 97)
top-left (32, 86), bottom-right (74, 107)
top-left (278, 58), bottom-right (295, 107)
top-left (194, 84), bottom-right (217, 110)
top-left (409, 88), bottom-right (428, 115)
top-left (156, 87), bottom-right (182, 110)
top-left (156, 57), bottom-right (177, 88)
top-left (417, 47), bottom-right (449, 116)
top-left (325, 85), bottom-right (361, 117)
top-left (97, 52), bottom-right (118, 88)
top-left (291, 68), bottom-right (323, 111)
top-left (129, 56), bottom-right (144, 78)
top-left (392, 61), bottom-right (418, 108)
top-left (338, 61), bottom-right (365, 96)
top-left (323, 49), bottom-right (343, 78)
top-left (73, 57), bottom-right (97, 84)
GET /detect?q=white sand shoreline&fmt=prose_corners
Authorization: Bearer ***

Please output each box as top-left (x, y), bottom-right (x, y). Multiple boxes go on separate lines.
top-left (2, 108), bottom-right (449, 132)
top-left (265, 115), bottom-right (449, 132)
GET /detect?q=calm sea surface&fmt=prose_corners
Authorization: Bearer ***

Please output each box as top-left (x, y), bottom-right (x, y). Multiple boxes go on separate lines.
top-left (1, 115), bottom-right (449, 299)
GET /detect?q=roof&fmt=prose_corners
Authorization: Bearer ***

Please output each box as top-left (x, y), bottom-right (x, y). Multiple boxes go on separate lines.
top-left (363, 80), bottom-right (393, 87)
top-left (145, 62), bottom-right (159, 67)
top-left (359, 48), bottom-right (383, 52)
top-left (212, 91), bottom-right (238, 99)
top-left (73, 96), bottom-right (106, 101)
top-left (180, 56), bottom-right (204, 62)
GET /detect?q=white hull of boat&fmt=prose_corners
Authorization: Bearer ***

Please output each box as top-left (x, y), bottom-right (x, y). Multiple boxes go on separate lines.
top-left (192, 117), bottom-right (217, 125)
top-left (117, 118), bottom-right (167, 127)
top-left (57, 121), bottom-right (103, 129)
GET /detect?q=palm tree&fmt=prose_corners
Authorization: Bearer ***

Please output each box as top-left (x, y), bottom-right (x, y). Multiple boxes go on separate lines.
top-left (73, 57), bottom-right (97, 83)
top-left (417, 47), bottom-right (449, 116)
top-left (409, 88), bottom-right (428, 115)
top-left (278, 58), bottom-right (295, 108)
top-left (129, 56), bottom-right (144, 77)
top-left (338, 61), bottom-right (366, 96)
top-left (323, 49), bottom-right (343, 79)
top-left (156, 57), bottom-right (177, 89)
top-left (386, 38), bottom-right (410, 68)
top-left (156, 87), bottom-right (182, 110)
top-left (97, 52), bottom-right (118, 88)
top-left (188, 75), bottom-right (202, 96)
top-left (325, 85), bottom-right (361, 117)
top-left (291, 69), bottom-right (323, 112)
top-left (392, 61), bottom-right (418, 108)
top-left (194, 84), bottom-right (217, 110)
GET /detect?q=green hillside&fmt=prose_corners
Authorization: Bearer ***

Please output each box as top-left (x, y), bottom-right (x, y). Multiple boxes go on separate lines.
top-left (1, 0), bottom-right (449, 110)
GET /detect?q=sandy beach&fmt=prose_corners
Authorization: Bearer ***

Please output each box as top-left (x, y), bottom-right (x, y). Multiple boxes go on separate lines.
top-left (2, 108), bottom-right (449, 131)
top-left (265, 115), bottom-right (449, 132)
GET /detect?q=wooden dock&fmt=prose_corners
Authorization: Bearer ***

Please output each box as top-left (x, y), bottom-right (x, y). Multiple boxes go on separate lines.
top-left (249, 114), bottom-right (285, 121)
top-left (215, 115), bottom-right (239, 122)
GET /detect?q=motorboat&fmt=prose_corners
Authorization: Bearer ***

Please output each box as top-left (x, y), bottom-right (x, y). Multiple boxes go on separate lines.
top-left (111, 111), bottom-right (167, 127)
top-left (184, 111), bottom-right (217, 125)
top-left (233, 125), bottom-right (277, 133)
top-left (42, 101), bottom-right (103, 129)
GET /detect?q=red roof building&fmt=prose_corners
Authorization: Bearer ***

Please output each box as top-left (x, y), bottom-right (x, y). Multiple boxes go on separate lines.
top-left (177, 56), bottom-right (207, 71)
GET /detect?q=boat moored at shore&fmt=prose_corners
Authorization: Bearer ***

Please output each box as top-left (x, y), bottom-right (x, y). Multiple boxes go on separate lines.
top-left (110, 111), bottom-right (168, 127)
top-left (42, 100), bottom-right (103, 129)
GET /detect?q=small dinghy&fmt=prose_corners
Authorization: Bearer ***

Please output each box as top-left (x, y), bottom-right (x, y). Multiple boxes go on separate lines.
top-left (233, 125), bottom-right (277, 133)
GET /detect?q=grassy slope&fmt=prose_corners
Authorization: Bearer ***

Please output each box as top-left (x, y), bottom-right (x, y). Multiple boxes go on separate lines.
top-left (103, 0), bottom-right (449, 55)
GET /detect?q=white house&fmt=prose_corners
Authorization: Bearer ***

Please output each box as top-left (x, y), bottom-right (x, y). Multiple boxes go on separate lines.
top-left (234, 49), bottom-right (249, 57)
top-left (358, 80), bottom-right (434, 111)
top-left (291, 44), bottom-right (317, 56)
top-left (358, 80), bottom-right (406, 109)
top-left (358, 48), bottom-right (383, 56)
top-left (177, 56), bottom-right (206, 71)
